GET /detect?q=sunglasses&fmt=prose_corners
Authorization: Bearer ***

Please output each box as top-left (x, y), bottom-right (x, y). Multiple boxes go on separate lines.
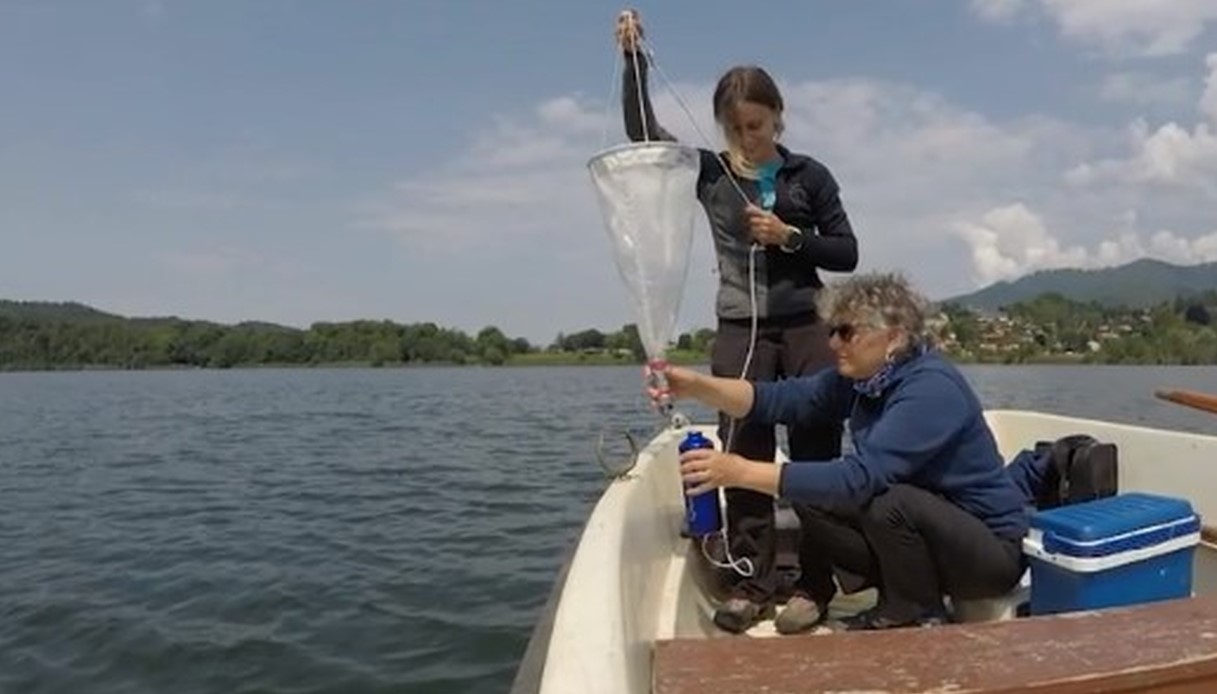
top-left (828, 322), bottom-right (856, 342)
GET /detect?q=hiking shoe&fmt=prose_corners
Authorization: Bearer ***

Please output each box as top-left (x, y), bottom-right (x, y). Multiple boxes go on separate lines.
top-left (775, 594), bottom-right (826, 635)
top-left (712, 597), bottom-right (774, 634)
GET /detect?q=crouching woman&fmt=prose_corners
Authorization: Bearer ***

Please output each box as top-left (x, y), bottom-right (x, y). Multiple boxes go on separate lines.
top-left (649, 272), bottom-right (1028, 632)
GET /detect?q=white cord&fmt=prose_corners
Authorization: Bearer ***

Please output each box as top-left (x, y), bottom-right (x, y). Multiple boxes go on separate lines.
top-left (638, 38), bottom-right (752, 207)
top-left (707, 243), bottom-right (760, 579)
top-left (622, 36), bottom-right (764, 580)
top-left (636, 35), bottom-right (762, 456)
top-left (701, 531), bottom-right (754, 577)
top-left (600, 48), bottom-right (622, 150)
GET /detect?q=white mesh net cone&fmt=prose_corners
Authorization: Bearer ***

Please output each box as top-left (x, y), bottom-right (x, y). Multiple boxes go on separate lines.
top-left (587, 141), bottom-right (700, 364)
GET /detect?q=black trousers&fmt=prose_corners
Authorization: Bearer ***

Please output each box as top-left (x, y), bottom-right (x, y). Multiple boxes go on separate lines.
top-left (793, 484), bottom-right (1026, 621)
top-left (711, 313), bottom-right (842, 603)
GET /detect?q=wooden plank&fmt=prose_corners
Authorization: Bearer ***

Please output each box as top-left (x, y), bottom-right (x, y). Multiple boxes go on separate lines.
top-left (653, 596), bottom-right (1217, 694)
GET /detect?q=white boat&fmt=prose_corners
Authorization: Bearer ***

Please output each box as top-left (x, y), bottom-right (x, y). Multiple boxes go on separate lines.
top-left (511, 408), bottom-right (1217, 694)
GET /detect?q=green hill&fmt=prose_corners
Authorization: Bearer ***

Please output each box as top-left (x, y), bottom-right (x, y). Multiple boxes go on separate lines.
top-left (0, 301), bottom-right (656, 370)
top-left (944, 259), bottom-right (1217, 311)
top-left (0, 300), bottom-right (124, 323)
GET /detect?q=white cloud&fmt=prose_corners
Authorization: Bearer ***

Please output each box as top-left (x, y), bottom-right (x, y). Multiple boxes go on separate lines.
top-left (537, 96), bottom-right (606, 134)
top-left (361, 55), bottom-right (1217, 330)
top-left (1063, 54), bottom-right (1217, 196)
top-left (1150, 229), bottom-right (1217, 262)
top-left (362, 77), bottom-right (1077, 287)
top-left (969, 0), bottom-right (1029, 22)
top-left (954, 203), bottom-right (1217, 284)
top-left (1064, 119), bottom-right (1217, 194)
top-left (1098, 72), bottom-right (1192, 107)
top-left (949, 54), bottom-right (1217, 288)
top-left (357, 96), bottom-right (611, 254)
top-left (973, 0), bottom-right (1217, 56)
top-left (1096, 232), bottom-right (1147, 266)
top-left (954, 204), bottom-right (1088, 284)
top-left (1202, 53), bottom-right (1217, 123)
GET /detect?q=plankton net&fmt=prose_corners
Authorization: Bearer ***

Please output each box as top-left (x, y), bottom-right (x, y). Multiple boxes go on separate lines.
top-left (585, 32), bottom-right (719, 429)
top-left (587, 140), bottom-right (700, 422)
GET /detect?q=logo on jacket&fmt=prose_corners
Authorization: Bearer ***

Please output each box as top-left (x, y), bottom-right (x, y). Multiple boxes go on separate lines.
top-left (787, 182), bottom-right (809, 208)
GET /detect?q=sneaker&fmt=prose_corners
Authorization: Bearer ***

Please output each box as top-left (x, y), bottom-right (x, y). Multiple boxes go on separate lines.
top-left (712, 597), bottom-right (774, 634)
top-left (774, 594), bottom-right (826, 635)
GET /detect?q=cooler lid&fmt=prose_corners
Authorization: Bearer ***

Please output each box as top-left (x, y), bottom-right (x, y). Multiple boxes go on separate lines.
top-left (1029, 492), bottom-right (1200, 558)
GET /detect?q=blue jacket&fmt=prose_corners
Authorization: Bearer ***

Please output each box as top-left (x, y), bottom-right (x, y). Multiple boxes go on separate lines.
top-left (750, 349), bottom-right (1029, 541)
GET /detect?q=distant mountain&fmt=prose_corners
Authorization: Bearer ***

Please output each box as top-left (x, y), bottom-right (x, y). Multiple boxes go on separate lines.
top-left (943, 259), bottom-right (1217, 311)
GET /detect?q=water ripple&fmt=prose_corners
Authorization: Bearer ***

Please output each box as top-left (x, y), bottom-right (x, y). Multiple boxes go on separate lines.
top-left (0, 367), bottom-right (651, 693)
top-left (4, 364), bottom-right (1212, 692)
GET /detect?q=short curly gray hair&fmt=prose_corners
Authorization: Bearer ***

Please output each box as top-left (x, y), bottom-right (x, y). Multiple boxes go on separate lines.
top-left (816, 271), bottom-right (932, 344)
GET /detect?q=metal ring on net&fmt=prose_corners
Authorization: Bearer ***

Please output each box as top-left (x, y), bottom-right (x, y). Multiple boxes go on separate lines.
top-left (595, 427), bottom-right (641, 478)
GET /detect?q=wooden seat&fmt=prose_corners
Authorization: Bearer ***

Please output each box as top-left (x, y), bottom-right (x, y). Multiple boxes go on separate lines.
top-left (653, 595), bottom-right (1217, 693)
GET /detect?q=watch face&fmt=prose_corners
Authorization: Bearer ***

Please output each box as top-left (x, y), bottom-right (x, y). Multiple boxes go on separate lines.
top-left (787, 228), bottom-right (804, 249)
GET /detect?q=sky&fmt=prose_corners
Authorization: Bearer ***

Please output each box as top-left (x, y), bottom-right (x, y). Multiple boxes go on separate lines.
top-left (3, 1), bottom-right (1217, 345)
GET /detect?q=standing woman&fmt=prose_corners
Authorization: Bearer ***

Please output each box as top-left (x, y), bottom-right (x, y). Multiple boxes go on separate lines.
top-left (614, 9), bottom-right (860, 633)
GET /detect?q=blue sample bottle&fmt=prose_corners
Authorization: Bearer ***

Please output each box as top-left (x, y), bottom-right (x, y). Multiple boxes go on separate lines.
top-left (678, 431), bottom-right (723, 536)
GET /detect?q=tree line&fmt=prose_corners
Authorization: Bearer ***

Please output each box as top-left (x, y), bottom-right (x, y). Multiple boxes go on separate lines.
top-left (0, 303), bottom-right (713, 370)
top-left (5, 290), bottom-right (1216, 371)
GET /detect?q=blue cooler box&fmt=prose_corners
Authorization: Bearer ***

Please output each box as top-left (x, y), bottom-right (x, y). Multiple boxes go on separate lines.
top-left (1023, 492), bottom-right (1201, 616)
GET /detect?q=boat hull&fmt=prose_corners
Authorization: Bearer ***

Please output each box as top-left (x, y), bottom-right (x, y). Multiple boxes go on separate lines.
top-left (512, 410), bottom-right (1217, 694)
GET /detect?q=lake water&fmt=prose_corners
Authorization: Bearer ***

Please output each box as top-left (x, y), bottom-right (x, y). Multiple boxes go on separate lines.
top-left (3, 364), bottom-right (1217, 693)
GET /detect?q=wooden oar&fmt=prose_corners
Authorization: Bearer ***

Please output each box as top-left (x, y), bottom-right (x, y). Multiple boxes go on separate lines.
top-left (1152, 389), bottom-right (1217, 545)
top-left (1154, 389), bottom-right (1217, 416)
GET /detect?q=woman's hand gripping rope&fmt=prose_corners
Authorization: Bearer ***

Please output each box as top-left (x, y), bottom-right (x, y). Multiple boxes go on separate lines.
top-left (615, 8), bottom-right (643, 51)
top-left (745, 204), bottom-right (798, 247)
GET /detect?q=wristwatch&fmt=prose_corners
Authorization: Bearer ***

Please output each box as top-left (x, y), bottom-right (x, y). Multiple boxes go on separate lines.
top-left (780, 225), bottom-right (805, 253)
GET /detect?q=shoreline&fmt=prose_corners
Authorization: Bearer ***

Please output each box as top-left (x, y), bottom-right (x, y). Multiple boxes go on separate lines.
top-left (3, 356), bottom-right (1216, 374)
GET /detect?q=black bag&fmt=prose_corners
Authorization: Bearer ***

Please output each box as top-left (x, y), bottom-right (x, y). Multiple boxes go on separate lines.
top-left (1033, 434), bottom-right (1119, 510)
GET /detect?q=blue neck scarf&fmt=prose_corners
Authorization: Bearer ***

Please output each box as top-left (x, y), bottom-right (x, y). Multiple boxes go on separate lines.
top-left (853, 341), bottom-right (930, 399)
top-left (756, 160), bottom-right (781, 210)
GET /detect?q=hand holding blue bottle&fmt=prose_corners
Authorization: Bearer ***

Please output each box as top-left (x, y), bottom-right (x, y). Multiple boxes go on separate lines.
top-left (680, 446), bottom-right (745, 497)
